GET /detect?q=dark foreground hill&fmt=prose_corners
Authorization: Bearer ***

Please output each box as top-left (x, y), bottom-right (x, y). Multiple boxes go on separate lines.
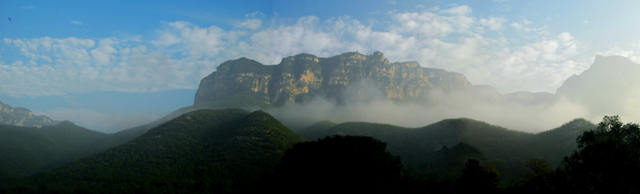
top-left (299, 118), bottom-right (596, 180)
top-left (5, 109), bottom-right (304, 193)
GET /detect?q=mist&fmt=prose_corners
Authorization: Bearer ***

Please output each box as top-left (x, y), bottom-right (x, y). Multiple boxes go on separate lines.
top-left (266, 79), bottom-right (639, 133)
top-left (34, 108), bottom-right (164, 133)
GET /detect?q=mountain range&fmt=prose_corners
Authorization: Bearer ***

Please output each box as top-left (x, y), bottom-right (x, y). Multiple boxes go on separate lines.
top-left (1, 51), bottom-right (638, 192)
top-left (195, 52), bottom-right (640, 119)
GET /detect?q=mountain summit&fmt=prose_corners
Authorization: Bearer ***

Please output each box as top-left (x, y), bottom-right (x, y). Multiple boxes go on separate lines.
top-left (194, 51), bottom-right (474, 106)
top-left (556, 55), bottom-right (640, 115)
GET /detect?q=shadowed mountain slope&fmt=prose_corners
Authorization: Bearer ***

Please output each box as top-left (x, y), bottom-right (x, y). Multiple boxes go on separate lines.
top-left (0, 121), bottom-right (108, 178)
top-left (16, 109), bottom-right (305, 193)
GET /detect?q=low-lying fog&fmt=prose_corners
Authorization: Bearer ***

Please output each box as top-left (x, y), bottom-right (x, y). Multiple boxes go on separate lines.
top-left (265, 79), bottom-right (640, 132)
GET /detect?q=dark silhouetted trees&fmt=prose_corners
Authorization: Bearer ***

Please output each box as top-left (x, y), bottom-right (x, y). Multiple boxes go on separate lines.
top-left (275, 135), bottom-right (403, 193)
top-left (456, 159), bottom-right (500, 192)
top-left (524, 157), bottom-right (552, 177)
top-left (561, 115), bottom-right (640, 193)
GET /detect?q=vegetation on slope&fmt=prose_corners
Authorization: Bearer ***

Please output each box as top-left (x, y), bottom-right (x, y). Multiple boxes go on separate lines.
top-left (6, 109), bottom-right (304, 193)
top-left (0, 122), bottom-right (108, 178)
top-left (299, 117), bottom-right (595, 181)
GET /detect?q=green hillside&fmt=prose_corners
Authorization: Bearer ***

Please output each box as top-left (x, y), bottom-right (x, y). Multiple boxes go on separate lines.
top-left (518, 118), bottom-right (596, 166)
top-left (94, 91), bottom-right (276, 151)
top-left (299, 118), bottom-right (595, 180)
top-left (0, 93), bottom-right (277, 181)
top-left (10, 109), bottom-right (304, 193)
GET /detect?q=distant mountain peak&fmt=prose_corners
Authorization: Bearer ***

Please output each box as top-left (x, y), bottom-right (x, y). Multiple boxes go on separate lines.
top-left (556, 55), bottom-right (640, 115)
top-left (591, 55), bottom-right (637, 70)
top-left (0, 101), bottom-right (58, 127)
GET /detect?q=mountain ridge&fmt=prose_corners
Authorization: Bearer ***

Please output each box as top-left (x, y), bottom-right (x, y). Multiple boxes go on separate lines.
top-left (194, 52), bottom-right (640, 113)
top-left (195, 51), bottom-right (474, 106)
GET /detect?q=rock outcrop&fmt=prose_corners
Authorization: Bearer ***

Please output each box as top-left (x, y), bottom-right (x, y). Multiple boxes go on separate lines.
top-left (195, 51), bottom-right (474, 106)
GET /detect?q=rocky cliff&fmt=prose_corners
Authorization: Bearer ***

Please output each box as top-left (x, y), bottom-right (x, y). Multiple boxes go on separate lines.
top-left (194, 51), bottom-right (474, 106)
top-left (0, 101), bottom-right (58, 127)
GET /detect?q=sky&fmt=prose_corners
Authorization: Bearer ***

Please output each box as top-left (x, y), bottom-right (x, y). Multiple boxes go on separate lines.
top-left (2, 0), bottom-right (640, 132)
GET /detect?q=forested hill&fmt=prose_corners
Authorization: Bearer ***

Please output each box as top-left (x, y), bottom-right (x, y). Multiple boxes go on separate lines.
top-left (0, 121), bottom-right (109, 178)
top-left (299, 117), bottom-right (596, 180)
top-left (13, 109), bottom-right (305, 193)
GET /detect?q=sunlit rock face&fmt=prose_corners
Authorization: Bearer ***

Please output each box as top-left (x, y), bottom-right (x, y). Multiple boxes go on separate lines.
top-left (0, 101), bottom-right (57, 127)
top-left (194, 51), bottom-right (474, 106)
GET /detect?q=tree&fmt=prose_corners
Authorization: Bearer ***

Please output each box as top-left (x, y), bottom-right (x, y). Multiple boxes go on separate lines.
top-left (525, 157), bottom-right (552, 177)
top-left (456, 159), bottom-right (500, 192)
top-left (274, 135), bottom-right (403, 193)
top-left (562, 115), bottom-right (640, 193)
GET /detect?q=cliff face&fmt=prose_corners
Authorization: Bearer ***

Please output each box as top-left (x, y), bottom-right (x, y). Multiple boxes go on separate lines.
top-left (0, 101), bottom-right (58, 127)
top-left (194, 51), bottom-right (474, 106)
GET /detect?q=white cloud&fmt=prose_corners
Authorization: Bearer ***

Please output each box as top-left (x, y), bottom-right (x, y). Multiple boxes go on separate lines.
top-left (388, 1), bottom-right (396, 5)
top-left (510, 22), bottom-right (522, 29)
top-left (583, 20), bottom-right (588, 24)
top-left (415, 5), bottom-right (425, 9)
top-left (557, 32), bottom-right (574, 42)
top-left (1, 35), bottom-right (213, 96)
top-left (440, 5), bottom-right (472, 15)
top-left (479, 16), bottom-right (506, 30)
top-left (393, 11), bottom-right (452, 37)
top-left (0, 4), bottom-right (602, 97)
top-left (245, 11), bottom-right (266, 18)
top-left (235, 19), bottom-right (263, 30)
top-left (152, 21), bottom-right (226, 59)
top-left (70, 21), bottom-right (82, 25)
top-left (21, 6), bottom-right (34, 9)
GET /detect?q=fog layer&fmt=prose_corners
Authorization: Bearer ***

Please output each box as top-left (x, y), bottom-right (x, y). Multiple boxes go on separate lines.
top-left (267, 79), bottom-right (638, 133)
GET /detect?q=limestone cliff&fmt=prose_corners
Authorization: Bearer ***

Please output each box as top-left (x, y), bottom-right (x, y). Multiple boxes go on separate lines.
top-left (194, 51), bottom-right (474, 106)
top-left (0, 101), bottom-right (58, 127)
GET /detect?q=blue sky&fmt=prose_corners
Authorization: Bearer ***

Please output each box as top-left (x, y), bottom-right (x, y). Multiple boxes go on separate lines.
top-left (2, 0), bottom-right (640, 132)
